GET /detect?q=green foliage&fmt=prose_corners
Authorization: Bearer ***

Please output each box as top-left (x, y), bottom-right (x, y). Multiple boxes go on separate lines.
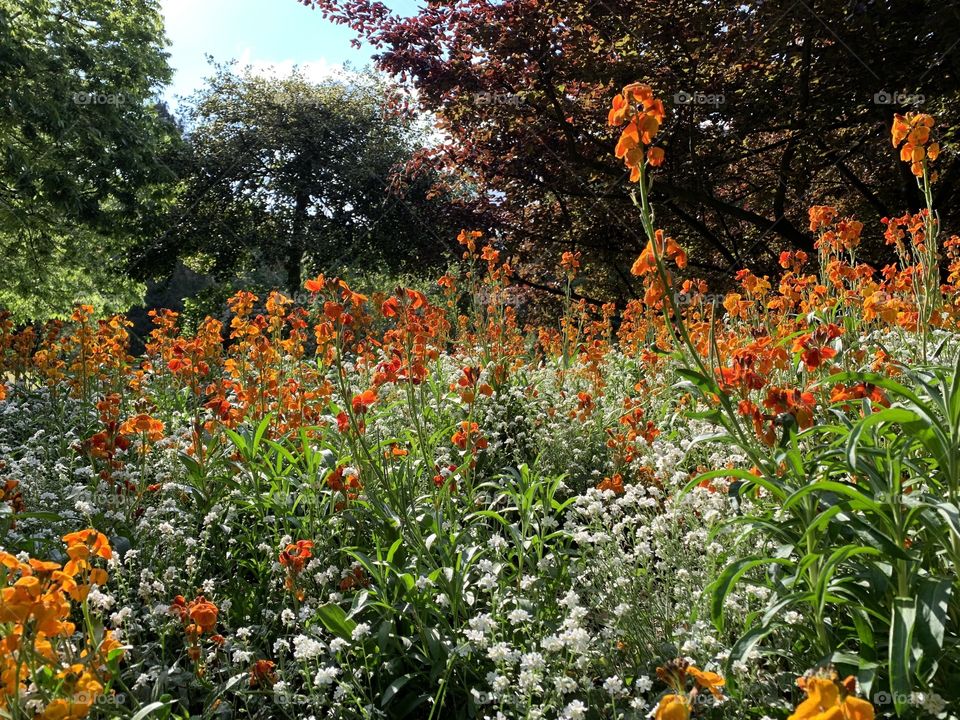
top-left (135, 65), bottom-right (460, 293)
top-left (0, 0), bottom-right (177, 319)
top-left (685, 356), bottom-right (960, 709)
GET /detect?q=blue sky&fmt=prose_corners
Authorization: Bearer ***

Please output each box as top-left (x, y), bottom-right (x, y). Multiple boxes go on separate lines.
top-left (160, 0), bottom-right (422, 105)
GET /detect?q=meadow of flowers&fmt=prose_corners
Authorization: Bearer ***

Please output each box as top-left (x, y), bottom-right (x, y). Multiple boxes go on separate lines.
top-left (1, 87), bottom-right (958, 719)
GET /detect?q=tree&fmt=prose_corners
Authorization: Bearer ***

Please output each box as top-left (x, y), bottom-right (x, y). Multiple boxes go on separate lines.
top-left (135, 66), bottom-right (463, 293)
top-left (0, 0), bottom-right (177, 319)
top-left (302, 0), bottom-right (960, 301)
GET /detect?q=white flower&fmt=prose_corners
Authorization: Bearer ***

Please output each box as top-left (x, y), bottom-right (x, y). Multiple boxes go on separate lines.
top-left (541, 635), bottom-right (563, 653)
top-left (486, 642), bottom-right (517, 664)
top-left (292, 634), bottom-right (325, 660)
top-left (488, 673), bottom-right (509, 693)
top-left (314, 666), bottom-right (340, 686)
top-left (603, 676), bottom-right (625, 697)
top-left (87, 588), bottom-right (115, 611)
top-left (635, 675), bottom-right (653, 693)
top-left (330, 638), bottom-right (349, 653)
top-left (922, 693), bottom-right (946, 715)
top-left (561, 700), bottom-right (587, 720)
top-left (507, 608), bottom-right (531, 625)
top-left (351, 622), bottom-right (371, 641)
top-left (110, 607), bottom-right (133, 627)
top-left (477, 573), bottom-right (498, 591)
top-left (555, 676), bottom-right (578, 694)
top-left (520, 652), bottom-right (545, 672)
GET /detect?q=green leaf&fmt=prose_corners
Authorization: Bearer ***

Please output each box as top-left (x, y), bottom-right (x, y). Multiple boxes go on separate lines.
top-left (315, 603), bottom-right (357, 641)
top-left (783, 480), bottom-right (883, 514)
top-left (915, 577), bottom-right (952, 680)
top-left (130, 701), bottom-right (173, 720)
top-left (708, 557), bottom-right (792, 630)
top-left (889, 597), bottom-right (917, 716)
top-left (726, 624), bottom-right (776, 677)
top-left (382, 674), bottom-right (414, 706)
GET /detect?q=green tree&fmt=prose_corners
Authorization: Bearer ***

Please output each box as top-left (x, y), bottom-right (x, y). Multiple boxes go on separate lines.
top-left (0, 0), bottom-right (177, 319)
top-left (137, 66), bottom-right (461, 293)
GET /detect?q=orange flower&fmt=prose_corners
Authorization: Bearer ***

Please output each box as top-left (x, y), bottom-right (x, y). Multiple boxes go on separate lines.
top-left (609, 83), bottom-right (667, 183)
top-left (792, 324), bottom-right (843, 371)
top-left (789, 672), bottom-right (873, 720)
top-left (351, 389), bottom-right (377, 415)
top-left (891, 112), bottom-right (937, 178)
top-left (597, 474), bottom-right (625, 495)
top-left (688, 666), bottom-right (725, 699)
top-left (809, 205), bottom-right (837, 232)
top-left (279, 540), bottom-right (314, 574)
top-left (631, 230), bottom-right (687, 276)
top-left (655, 694), bottom-right (690, 720)
top-left (764, 387), bottom-right (817, 429)
top-left (118, 414), bottom-right (165, 442)
top-left (608, 92), bottom-right (631, 126)
top-left (171, 594), bottom-right (219, 636)
top-left (188, 597), bottom-right (218, 634)
top-left (304, 275), bottom-right (326, 293)
top-left (653, 659), bottom-right (724, 720)
top-left (829, 382), bottom-right (889, 407)
top-left (560, 251), bottom-right (581, 276)
top-left (62, 528), bottom-right (113, 572)
top-left (250, 659), bottom-right (277, 688)
top-left (457, 229), bottom-right (483, 255)
top-left (451, 421), bottom-right (488, 450)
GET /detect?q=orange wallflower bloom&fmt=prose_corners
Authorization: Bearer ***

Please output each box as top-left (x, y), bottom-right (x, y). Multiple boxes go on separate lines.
top-left (249, 659), bottom-right (277, 688)
top-left (892, 112), bottom-right (937, 178)
top-left (279, 540), bottom-right (314, 574)
top-left (790, 671), bottom-right (873, 720)
top-left (609, 83), bottom-right (667, 182)
top-left (351, 389), bottom-right (378, 415)
top-left (118, 414), bottom-right (165, 442)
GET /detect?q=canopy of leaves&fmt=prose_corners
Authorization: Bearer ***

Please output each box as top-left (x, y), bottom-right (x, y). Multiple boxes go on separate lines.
top-left (0, 0), bottom-right (177, 319)
top-left (135, 66), bottom-right (465, 292)
top-left (304, 0), bottom-right (960, 302)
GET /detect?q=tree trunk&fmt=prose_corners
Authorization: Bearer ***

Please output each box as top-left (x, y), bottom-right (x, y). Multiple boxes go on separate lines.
top-left (287, 191), bottom-right (309, 293)
top-left (285, 247), bottom-right (302, 295)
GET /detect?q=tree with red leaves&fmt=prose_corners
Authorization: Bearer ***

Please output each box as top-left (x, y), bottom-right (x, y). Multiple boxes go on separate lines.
top-left (300, 0), bottom-right (960, 302)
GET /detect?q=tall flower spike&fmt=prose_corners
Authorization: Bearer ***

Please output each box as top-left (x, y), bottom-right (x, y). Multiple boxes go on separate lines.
top-left (891, 112), bottom-right (938, 179)
top-left (609, 83), bottom-right (666, 182)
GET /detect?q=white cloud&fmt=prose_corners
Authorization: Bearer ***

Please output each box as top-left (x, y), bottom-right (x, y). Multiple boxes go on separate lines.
top-left (242, 56), bottom-right (354, 84)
